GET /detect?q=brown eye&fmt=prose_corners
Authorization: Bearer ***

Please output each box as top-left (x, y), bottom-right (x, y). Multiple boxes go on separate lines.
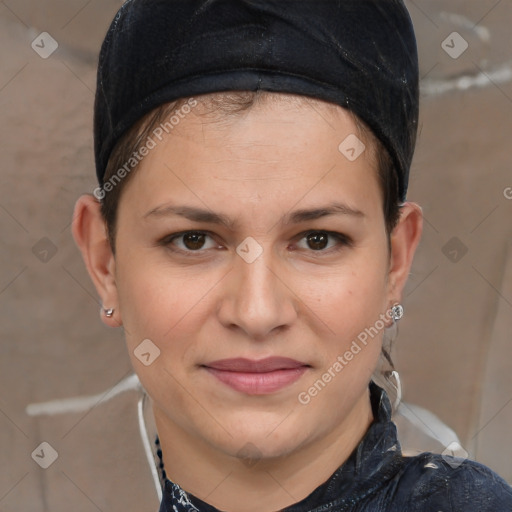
top-left (306, 232), bottom-right (329, 251)
top-left (182, 232), bottom-right (207, 250)
top-left (163, 231), bottom-right (217, 253)
top-left (295, 231), bottom-right (352, 254)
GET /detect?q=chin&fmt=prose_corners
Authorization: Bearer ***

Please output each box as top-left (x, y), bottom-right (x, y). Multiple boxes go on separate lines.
top-left (203, 413), bottom-right (312, 461)
top-left (221, 434), bottom-right (304, 464)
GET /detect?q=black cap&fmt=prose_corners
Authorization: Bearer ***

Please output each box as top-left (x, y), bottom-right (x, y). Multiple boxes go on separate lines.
top-left (95, 0), bottom-right (419, 202)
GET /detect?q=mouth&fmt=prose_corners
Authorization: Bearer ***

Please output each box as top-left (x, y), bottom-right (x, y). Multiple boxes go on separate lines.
top-left (201, 357), bottom-right (311, 395)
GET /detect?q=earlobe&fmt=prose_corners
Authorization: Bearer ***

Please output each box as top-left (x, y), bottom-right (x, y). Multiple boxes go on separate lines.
top-left (387, 202), bottom-right (423, 301)
top-left (71, 194), bottom-right (122, 327)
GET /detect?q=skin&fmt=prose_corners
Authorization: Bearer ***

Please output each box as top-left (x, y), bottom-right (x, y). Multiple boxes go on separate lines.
top-left (72, 95), bottom-right (422, 512)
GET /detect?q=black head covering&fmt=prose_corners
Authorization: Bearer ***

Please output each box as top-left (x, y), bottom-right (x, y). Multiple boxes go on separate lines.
top-left (94, 0), bottom-right (419, 202)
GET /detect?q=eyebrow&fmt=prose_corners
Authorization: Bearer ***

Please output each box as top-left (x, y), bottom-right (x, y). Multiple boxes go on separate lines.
top-left (143, 201), bottom-right (365, 228)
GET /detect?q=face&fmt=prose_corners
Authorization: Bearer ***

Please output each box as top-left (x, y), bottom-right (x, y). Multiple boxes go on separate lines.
top-left (112, 97), bottom-right (394, 461)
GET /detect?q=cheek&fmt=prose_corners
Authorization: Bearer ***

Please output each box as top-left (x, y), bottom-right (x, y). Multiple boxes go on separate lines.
top-left (115, 260), bottom-right (184, 344)
top-left (115, 257), bottom-right (222, 357)
top-left (115, 263), bottom-right (196, 403)
top-left (297, 261), bottom-right (388, 405)
top-left (301, 258), bottom-right (389, 389)
top-left (298, 254), bottom-right (388, 331)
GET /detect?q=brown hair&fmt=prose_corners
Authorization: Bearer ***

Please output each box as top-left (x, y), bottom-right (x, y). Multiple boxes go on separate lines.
top-left (99, 91), bottom-right (400, 252)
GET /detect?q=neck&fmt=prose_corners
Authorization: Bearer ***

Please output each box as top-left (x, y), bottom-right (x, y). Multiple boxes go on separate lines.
top-left (154, 389), bottom-right (374, 512)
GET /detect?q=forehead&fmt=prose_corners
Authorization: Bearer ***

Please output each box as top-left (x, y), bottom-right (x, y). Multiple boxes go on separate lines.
top-left (118, 95), bottom-right (382, 222)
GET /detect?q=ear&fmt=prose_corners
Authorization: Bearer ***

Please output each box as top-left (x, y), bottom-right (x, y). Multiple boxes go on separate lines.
top-left (71, 194), bottom-right (122, 327)
top-left (386, 202), bottom-right (423, 306)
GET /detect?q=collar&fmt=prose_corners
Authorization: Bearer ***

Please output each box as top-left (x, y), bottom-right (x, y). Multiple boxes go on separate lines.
top-left (159, 381), bottom-right (403, 512)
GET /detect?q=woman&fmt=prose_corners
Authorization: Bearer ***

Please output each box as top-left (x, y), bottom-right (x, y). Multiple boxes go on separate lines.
top-left (71, 0), bottom-right (512, 510)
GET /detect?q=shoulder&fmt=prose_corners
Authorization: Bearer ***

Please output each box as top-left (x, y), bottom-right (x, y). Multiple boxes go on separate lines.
top-left (389, 452), bottom-right (512, 511)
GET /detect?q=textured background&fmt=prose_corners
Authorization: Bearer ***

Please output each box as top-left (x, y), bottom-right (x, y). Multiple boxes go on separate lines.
top-left (1, 0), bottom-right (511, 510)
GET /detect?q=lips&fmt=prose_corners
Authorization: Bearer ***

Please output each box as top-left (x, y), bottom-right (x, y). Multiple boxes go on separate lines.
top-left (202, 357), bottom-right (310, 395)
top-left (205, 357), bottom-right (308, 372)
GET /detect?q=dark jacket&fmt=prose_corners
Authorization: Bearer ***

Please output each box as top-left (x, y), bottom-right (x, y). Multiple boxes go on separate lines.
top-left (158, 382), bottom-right (512, 511)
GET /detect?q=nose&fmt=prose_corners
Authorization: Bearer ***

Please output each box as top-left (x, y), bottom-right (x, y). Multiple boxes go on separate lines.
top-left (217, 249), bottom-right (298, 340)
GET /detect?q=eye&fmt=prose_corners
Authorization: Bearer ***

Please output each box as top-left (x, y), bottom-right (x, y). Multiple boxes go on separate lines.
top-left (160, 230), bottom-right (352, 256)
top-left (295, 231), bottom-right (352, 252)
top-left (163, 231), bottom-right (218, 253)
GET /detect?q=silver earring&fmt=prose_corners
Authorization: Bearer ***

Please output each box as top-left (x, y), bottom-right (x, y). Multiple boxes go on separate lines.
top-left (104, 308), bottom-right (115, 318)
top-left (391, 303), bottom-right (403, 322)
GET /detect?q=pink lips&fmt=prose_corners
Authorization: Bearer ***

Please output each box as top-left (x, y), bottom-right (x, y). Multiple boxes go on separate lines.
top-left (203, 357), bottom-right (309, 395)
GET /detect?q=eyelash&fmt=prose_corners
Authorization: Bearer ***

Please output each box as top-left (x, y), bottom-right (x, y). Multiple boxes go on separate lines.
top-left (159, 230), bottom-right (353, 257)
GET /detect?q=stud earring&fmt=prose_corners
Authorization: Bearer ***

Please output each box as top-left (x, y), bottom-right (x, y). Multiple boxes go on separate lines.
top-left (103, 308), bottom-right (115, 318)
top-left (391, 303), bottom-right (403, 322)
